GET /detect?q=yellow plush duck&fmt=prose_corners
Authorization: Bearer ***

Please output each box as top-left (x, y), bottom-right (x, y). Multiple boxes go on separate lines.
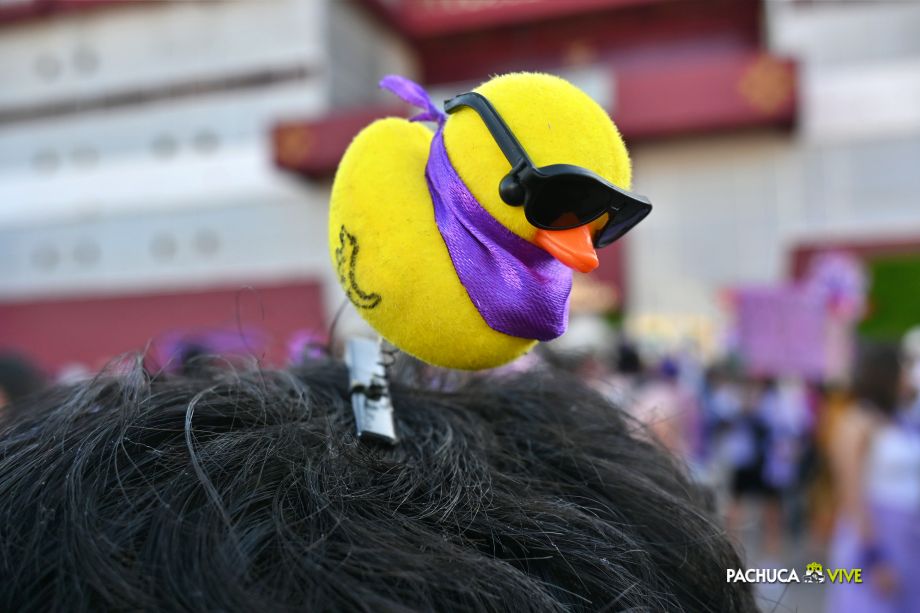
top-left (329, 73), bottom-right (651, 370)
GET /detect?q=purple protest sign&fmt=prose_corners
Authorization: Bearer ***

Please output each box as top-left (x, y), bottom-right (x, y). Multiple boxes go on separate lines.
top-left (735, 285), bottom-right (829, 380)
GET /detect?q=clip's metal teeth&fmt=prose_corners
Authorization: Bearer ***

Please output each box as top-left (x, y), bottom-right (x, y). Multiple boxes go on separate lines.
top-left (344, 337), bottom-right (398, 444)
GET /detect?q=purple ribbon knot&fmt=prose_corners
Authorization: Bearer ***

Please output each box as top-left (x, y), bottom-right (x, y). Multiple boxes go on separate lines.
top-left (380, 75), bottom-right (571, 341)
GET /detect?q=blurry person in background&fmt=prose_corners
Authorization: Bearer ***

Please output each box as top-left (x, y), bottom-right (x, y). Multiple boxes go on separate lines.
top-left (826, 343), bottom-right (920, 613)
top-left (700, 366), bottom-right (741, 496)
top-left (901, 327), bottom-right (920, 424)
top-left (575, 352), bottom-right (616, 396)
top-left (568, 341), bottom-right (644, 414)
top-left (906, 360), bottom-right (920, 423)
top-left (719, 377), bottom-right (784, 560)
top-left (760, 377), bottom-right (814, 538)
top-left (672, 345), bottom-right (707, 477)
top-left (631, 357), bottom-right (688, 459)
top-left (606, 341), bottom-right (644, 410)
top-left (760, 379), bottom-right (812, 494)
top-left (809, 381), bottom-right (853, 551)
top-left (0, 352), bottom-right (46, 409)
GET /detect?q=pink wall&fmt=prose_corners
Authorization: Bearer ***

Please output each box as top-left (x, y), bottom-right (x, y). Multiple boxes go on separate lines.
top-left (0, 280), bottom-right (327, 373)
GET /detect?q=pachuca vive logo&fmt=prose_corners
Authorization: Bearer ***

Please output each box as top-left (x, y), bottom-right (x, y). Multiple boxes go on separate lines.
top-left (727, 562), bottom-right (862, 585)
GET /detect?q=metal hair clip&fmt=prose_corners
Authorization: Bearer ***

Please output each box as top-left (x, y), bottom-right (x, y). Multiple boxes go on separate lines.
top-left (344, 337), bottom-right (398, 444)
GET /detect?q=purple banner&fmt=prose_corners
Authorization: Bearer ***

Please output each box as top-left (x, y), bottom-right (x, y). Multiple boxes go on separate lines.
top-left (736, 285), bottom-right (829, 380)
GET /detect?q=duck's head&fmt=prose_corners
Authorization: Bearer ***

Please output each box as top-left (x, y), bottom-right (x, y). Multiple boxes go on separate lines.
top-left (328, 72), bottom-right (650, 370)
top-left (442, 72), bottom-right (638, 273)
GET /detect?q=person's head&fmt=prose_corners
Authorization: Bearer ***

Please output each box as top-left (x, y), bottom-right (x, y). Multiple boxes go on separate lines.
top-left (0, 352), bottom-right (45, 408)
top-left (657, 357), bottom-right (680, 383)
top-left (615, 342), bottom-right (642, 376)
top-left (0, 357), bottom-right (753, 612)
top-left (851, 341), bottom-right (902, 415)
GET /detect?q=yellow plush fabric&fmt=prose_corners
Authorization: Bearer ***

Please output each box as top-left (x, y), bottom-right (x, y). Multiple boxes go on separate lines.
top-left (446, 72), bottom-right (632, 240)
top-left (329, 117), bottom-right (535, 369)
top-left (328, 73), bottom-right (632, 369)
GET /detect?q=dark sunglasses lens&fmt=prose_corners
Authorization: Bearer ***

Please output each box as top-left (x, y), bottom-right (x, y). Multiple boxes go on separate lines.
top-left (526, 175), bottom-right (609, 229)
top-left (594, 201), bottom-right (652, 247)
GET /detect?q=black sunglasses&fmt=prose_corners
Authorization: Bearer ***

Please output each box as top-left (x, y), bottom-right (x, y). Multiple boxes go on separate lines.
top-left (444, 92), bottom-right (652, 248)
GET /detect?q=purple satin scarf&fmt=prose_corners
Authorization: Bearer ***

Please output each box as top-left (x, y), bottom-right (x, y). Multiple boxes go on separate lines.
top-left (380, 75), bottom-right (571, 341)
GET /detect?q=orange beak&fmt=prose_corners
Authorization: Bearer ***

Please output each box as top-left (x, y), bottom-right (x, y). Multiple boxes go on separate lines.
top-left (534, 225), bottom-right (598, 273)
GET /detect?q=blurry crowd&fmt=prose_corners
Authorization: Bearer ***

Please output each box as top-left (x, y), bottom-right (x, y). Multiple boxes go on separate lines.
top-left (580, 346), bottom-right (817, 551)
top-left (562, 331), bottom-right (920, 609)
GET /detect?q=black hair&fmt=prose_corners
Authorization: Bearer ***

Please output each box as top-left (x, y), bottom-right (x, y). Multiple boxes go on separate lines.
top-left (0, 357), bottom-right (753, 612)
top-left (851, 341), bottom-right (902, 415)
top-left (616, 342), bottom-right (642, 375)
top-left (0, 352), bottom-right (45, 405)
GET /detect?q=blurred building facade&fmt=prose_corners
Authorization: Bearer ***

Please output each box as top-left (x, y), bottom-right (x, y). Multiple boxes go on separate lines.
top-left (0, 0), bottom-right (414, 369)
top-left (631, 0), bottom-right (920, 350)
top-left (1, 0), bottom-right (919, 372)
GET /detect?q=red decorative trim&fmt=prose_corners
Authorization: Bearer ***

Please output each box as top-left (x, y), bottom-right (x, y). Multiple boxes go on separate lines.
top-left (272, 50), bottom-right (796, 177)
top-left (0, 280), bottom-right (327, 373)
top-left (0, 0), bottom-right (141, 26)
top-left (358, 0), bottom-right (668, 38)
top-left (0, 0), bottom-right (44, 24)
top-left (613, 52), bottom-right (796, 140)
top-left (413, 0), bottom-right (761, 85)
top-left (272, 106), bottom-right (403, 179)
